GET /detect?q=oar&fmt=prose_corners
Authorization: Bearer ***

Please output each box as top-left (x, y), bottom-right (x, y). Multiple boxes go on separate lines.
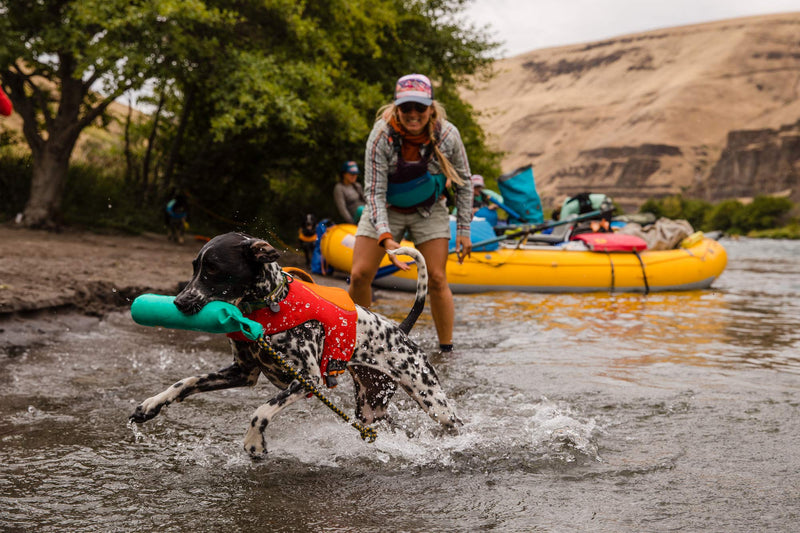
top-left (373, 208), bottom-right (607, 280)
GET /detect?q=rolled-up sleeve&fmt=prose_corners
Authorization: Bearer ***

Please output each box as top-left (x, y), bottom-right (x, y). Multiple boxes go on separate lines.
top-left (364, 119), bottom-right (393, 240)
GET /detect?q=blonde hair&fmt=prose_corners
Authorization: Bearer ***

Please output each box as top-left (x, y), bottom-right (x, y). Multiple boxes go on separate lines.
top-left (377, 101), bottom-right (465, 187)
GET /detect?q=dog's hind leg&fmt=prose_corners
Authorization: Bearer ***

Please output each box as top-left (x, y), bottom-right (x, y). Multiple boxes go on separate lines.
top-left (130, 362), bottom-right (261, 423)
top-left (397, 351), bottom-right (461, 429)
top-left (367, 340), bottom-right (461, 429)
top-left (348, 365), bottom-right (398, 424)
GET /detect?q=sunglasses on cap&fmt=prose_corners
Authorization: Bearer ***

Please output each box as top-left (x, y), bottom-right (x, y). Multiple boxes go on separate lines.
top-left (398, 102), bottom-right (430, 114)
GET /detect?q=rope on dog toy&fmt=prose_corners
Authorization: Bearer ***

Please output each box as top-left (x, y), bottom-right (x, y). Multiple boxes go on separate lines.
top-left (256, 335), bottom-right (378, 443)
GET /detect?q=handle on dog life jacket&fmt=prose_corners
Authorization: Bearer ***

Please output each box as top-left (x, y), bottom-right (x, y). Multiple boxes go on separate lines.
top-left (130, 294), bottom-right (263, 340)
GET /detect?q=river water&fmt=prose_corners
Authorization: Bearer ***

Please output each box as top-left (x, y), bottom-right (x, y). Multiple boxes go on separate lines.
top-left (1, 237), bottom-right (799, 532)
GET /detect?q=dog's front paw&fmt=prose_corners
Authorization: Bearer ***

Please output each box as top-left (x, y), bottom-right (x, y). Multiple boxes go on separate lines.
top-left (243, 426), bottom-right (268, 457)
top-left (129, 398), bottom-right (167, 423)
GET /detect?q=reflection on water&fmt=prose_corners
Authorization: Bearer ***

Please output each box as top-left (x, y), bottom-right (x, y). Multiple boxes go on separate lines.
top-left (2, 238), bottom-right (800, 532)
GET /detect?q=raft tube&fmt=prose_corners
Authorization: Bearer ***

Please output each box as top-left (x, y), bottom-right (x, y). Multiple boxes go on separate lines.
top-left (319, 224), bottom-right (728, 294)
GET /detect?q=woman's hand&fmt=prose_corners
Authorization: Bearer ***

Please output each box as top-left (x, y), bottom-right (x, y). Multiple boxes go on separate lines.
top-left (455, 235), bottom-right (472, 264)
top-left (383, 239), bottom-right (412, 271)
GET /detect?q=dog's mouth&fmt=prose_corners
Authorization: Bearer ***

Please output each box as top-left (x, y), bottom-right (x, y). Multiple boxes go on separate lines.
top-left (174, 296), bottom-right (205, 316)
top-left (181, 302), bottom-right (204, 315)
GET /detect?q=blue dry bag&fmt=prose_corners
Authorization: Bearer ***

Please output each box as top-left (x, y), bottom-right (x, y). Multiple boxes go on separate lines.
top-left (497, 165), bottom-right (544, 224)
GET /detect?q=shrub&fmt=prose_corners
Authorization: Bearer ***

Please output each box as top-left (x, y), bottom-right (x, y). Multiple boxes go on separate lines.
top-left (62, 163), bottom-right (162, 233)
top-left (735, 196), bottom-right (794, 232)
top-left (704, 199), bottom-right (744, 233)
top-left (639, 194), bottom-right (711, 229)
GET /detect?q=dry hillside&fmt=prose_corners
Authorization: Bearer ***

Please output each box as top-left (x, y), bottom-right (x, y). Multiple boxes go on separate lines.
top-left (461, 12), bottom-right (800, 211)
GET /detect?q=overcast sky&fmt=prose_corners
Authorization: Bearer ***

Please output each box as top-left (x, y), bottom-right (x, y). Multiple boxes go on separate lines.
top-left (463, 0), bottom-right (800, 58)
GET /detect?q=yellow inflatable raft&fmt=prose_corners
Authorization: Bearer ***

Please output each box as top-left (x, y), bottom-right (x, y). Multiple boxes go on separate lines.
top-left (320, 224), bottom-right (728, 294)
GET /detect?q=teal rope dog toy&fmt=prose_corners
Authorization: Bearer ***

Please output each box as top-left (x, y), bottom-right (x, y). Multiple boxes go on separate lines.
top-left (130, 294), bottom-right (263, 340)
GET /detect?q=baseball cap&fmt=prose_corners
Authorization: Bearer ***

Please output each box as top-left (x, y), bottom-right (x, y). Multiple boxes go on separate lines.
top-left (471, 174), bottom-right (485, 187)
top-left (394, 74), bottom-right (433, 106)
top-left (341, 161), bottom-right (359, 174)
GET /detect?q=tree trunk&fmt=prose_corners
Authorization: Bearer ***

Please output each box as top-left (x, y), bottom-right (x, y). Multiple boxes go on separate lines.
top-left (18, 52), bottom-right (108, 229)
top-left (164, 85), bottom-right (195, 187)
top-left (124, 94), bottom-right (134, 185)
top-left (22, 142), bottom-right (73, 229)
top-left (142, 90), bottom-right (166, 193)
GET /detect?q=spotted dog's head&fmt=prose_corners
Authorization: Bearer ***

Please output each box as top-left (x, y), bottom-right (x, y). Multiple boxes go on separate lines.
top-left (174, 232), bottom-right (281, 315)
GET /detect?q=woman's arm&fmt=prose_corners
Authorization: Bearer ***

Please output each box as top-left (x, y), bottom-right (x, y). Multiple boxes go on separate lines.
top-left (439, 122), bottom-right (473, 238)
top-left (364, 119), bottom-right (394, 244)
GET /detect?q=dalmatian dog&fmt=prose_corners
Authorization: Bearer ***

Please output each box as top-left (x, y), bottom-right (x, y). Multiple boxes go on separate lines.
top-left (130, 232), bottom-right (461, 456)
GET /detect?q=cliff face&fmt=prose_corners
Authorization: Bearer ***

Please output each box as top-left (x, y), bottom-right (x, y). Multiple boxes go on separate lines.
top-left (461, 13), bottom-right (800, 211)
top-left (698, 121), bottom-right (800, 202)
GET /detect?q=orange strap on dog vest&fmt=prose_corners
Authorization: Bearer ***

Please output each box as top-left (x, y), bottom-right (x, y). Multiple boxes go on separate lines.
top-left (227, 279), bottom-right (357, 382)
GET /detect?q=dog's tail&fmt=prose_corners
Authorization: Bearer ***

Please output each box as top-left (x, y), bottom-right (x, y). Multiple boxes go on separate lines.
top-left (386, 247), bottom-right (428, 335)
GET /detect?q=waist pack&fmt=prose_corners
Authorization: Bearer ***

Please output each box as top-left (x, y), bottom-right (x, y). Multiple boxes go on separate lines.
top-left (387, 172), bottom-right (446, 209)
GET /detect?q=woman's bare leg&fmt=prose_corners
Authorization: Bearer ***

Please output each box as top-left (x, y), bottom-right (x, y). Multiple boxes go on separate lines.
top-left (348, 235), bottom-right (386, 307)
top-left (416, 238), bottom-right (453, 346)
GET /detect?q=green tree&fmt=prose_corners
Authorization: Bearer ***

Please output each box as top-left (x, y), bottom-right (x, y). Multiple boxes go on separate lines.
top-left (0, 0), bottom-right (231, 228)
top-left (1, 0), bottom-right (500, 235)
top-left (153, 0), bottom-right (501, 236)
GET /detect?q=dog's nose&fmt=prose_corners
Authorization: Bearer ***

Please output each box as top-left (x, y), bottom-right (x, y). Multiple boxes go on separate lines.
top-left (174, 292), bottom-right (204, 315)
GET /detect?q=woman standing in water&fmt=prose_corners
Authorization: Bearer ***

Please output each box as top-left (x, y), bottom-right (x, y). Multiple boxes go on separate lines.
top-left (348, 73), bottom-right (473, 353)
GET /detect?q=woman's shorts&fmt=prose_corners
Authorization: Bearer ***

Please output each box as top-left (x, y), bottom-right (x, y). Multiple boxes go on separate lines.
top-left (356, 200), bottom-right (450, 245)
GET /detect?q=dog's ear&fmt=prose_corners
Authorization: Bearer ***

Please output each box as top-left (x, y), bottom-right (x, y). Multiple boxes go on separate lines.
top-left (246, 239), bottom-right (281, 263)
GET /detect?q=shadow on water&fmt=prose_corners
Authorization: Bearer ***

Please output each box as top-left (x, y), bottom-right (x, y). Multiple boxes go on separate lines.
top-left (2, 238), bottom-right (799, 531)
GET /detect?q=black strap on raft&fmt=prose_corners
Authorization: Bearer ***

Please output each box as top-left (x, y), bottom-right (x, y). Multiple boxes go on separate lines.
top-left (606, 252), bottom-right (615, 293)
top-left (633, 251), bottom-right (650, 295)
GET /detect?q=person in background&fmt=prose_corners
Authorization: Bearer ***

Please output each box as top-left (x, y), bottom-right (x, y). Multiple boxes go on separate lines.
top-left (470, 174), bottom-right (500, 227)
top-left (348, 73), bottom-right (473, 353)
top-left (164, 191), bottom-right (189, 244)
top-left (298, 213), bottom-right (317, 267)
top-left (0, 86), bottom-right (12, 116)
top-left (471, 174), bottom-right (498, 213)
top-left (333, 160), bottom-right (366, 224)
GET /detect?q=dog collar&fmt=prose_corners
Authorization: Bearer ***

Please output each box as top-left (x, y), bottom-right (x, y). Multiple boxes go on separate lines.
top-left (241, 272), bottom-right (291, 314)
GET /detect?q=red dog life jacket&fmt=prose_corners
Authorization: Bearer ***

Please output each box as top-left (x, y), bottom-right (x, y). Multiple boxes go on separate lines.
top-left (227, 279), bottom-right (357, 385)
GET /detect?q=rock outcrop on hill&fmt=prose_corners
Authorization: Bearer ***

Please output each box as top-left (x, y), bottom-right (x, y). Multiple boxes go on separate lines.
top-left (696, 120), bottom-right (800, 202)
top-left (461, 13), bottom-right (800, 211)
